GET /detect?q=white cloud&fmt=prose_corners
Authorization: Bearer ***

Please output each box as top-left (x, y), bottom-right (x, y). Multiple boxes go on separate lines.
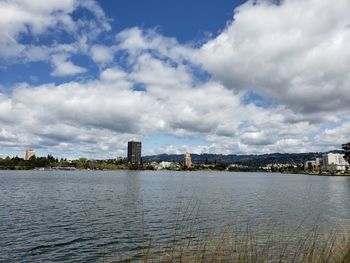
top-left (0, 0), bottom-right (74, 59)
top-left (100, 68), bottom-right (127, 82)
top-left (91, 45), bottom-right (115, 64)
top-left (0, 0), bottom-right (110, 63)
top-left (0, 53), bottom-right (344, 158)
top-left (314, 121), bottom-right (350, 148)
top-left (50, 54), bottom-right (87, 77)
top-left (196, 0), bottom-right (350, 118)
top-left (116, 27), bottom-right (192, 63)
top-left (0, 0), bottom-right (349, 157)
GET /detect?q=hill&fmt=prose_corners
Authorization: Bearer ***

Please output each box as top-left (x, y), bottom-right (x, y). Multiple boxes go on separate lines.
top-left (143, 151), bottom-right (344, 167)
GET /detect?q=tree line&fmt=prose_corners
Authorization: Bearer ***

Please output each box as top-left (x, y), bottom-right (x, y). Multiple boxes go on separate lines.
top-left (1, 142), bottom-right (349, 170)
top-left (0, 155), bottom-right (128, 170)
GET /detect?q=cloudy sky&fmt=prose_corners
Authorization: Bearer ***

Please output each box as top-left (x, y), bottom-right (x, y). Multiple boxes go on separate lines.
top-left (0, 0), bottom-right (349, 159)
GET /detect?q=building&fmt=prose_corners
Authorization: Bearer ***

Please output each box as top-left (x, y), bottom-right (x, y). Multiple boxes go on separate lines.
top-left (24, 148), bottom-right (35, 160)
top-left (158, 161), bottom-right (173, 169)
top-left (322, 153), bottom-right (349, 172)
top-left (127, 141), bottom-right (142, 164)
top-left (304, 158), bottom-right (321, 171)
top-left (151, 161), bottom-right (180, 170)
top-left (116, 156), bottom-right (124, 162)
top-left (183, 152), bottom-right (192, 168)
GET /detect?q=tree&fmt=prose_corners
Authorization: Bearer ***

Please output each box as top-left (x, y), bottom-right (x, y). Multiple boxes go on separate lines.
top-left (342, 142), bottom-right (350, 163)
top-left (47, 154), bottom-right (55, 162)
top-left (76, 157), bottom-right (88, 169)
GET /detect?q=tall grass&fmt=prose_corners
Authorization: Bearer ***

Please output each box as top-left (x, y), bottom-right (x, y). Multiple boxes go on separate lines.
top-left (134, 227), bottom-right (350, 263)
top-left (106, 200), bottom-right (350, 263)
top-left (103, 198), bottom-right (350, 263)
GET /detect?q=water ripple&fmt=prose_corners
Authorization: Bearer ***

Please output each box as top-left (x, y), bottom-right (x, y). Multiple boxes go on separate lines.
top-left (0, 170), bottom-right (349, 262)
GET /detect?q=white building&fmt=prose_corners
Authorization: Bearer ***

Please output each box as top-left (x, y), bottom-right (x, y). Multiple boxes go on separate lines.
top-left (24, 148), bottom-right (35, 160)
top-left (159, 161), bottom-right (173, 169)
top-left (150, 161), bottom-right (179, 170)
top-left (322, 153), bottom-right (349, 171)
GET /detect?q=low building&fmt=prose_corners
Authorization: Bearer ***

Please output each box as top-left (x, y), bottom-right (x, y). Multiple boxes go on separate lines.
top-left (159, 161), bottom-right (173, 169)
top-left (227, 164), bottom-right (248, 169)
top-left (116, 156), bottom-right (124, 161)
top-left (151, 161), bottom-right (180, 170)
top-left (322, 153), bottom-right (349, 172)
top-left (304, 158), bottom-right (321, 171)
top-left (24, 148), bottom-right (35, 160)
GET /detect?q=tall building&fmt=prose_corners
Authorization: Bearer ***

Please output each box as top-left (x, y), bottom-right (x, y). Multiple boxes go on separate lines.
top-left (24, 148), bottom-right (35, 160)
top-left (127, 141), bottom-right (142, 164)
top-left (183, 152), bottom-right (192, 168)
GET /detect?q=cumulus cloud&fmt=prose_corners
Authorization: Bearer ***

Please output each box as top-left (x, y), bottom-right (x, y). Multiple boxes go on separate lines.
top-left (0, 55), bottom-right (335, 158)
top-left (116, 27), bottom-right (192, 63)
top-left (0, 0), bottom-right (349, 158)
top-left (50, 54), bottom-right (87, 77)
top-left (90, 45), bottom-right (115, 64)
top-left (0, 0), bottom-right (110, 63)
top-left (196, 0), bottom-right (350, 118)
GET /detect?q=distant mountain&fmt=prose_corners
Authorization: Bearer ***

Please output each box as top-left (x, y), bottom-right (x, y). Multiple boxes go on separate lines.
top-left (143, 151), bottom-right (344, 167)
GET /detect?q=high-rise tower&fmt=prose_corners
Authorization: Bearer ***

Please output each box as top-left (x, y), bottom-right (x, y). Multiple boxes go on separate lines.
top-left (183, 152), bottom-right (192, 168)
top-left (127, 141), bottom-right (142, 164)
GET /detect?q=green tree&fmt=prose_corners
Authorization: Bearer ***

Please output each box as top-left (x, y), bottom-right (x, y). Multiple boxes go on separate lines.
top-left (342, 142), bottom-right (350, 164)
top-left (76, 157), bottom-right (88, 169)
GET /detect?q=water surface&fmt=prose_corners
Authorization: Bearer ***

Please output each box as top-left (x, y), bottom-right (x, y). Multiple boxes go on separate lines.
top-left (1, 171), bottom-right (349, 262)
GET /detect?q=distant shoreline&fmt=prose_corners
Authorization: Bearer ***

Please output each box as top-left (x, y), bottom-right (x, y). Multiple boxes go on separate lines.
top-left (1, 169), bottom-right (349, 176)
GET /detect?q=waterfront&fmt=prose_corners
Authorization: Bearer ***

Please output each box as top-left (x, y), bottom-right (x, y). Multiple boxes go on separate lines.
top-left (1, 171), bottom-right (349, 262)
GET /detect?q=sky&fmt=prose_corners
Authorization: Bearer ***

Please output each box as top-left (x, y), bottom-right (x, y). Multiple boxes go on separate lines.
top-left (0, 0), bottom-right (349, 159)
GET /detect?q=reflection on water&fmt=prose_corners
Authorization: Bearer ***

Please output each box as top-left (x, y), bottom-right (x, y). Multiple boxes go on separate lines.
top-left (0, 171), bottom-right (349, 262)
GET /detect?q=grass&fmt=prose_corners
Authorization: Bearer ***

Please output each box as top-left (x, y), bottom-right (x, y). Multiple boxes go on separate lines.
top-left (129, 227), bottom-right (350, 263)
top-left (105, 201), bottom-right (350, 263)
top-left (102, 197), bottom-right (350, 263)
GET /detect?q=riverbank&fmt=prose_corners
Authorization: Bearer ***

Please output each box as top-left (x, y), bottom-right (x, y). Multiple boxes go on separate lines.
top-left (307, 171), bottom-right (350, 176)
top-left (1, 167), bottom-right (350, 177)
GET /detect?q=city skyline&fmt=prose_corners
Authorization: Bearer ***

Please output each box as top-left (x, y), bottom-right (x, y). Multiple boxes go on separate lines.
top-left (0, 0), bottom-right (350, 159)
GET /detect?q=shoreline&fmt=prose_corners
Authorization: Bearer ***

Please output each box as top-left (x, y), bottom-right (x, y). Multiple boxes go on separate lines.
top-left (1, 168), bottom-right (349, 176)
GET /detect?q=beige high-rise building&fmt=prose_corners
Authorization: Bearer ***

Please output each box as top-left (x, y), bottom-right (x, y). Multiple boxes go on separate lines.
top-left (24, 149), bottom-right (35, 160)
top-left (183, 152), bottom-right (192, 168)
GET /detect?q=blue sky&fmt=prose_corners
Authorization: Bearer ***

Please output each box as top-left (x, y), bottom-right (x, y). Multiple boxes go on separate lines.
top-left (99, 0), bottom-right (246, 42)
top-left (0, 0), bottom-right (349, 159)
top-left (1, 0), bottom-right (244, 86)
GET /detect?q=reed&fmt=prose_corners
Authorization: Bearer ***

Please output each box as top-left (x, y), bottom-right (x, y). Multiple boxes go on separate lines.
top-left (111, 201), bottom-right (350, 263)
top-left (135, 227), bottom-right (350, 263)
